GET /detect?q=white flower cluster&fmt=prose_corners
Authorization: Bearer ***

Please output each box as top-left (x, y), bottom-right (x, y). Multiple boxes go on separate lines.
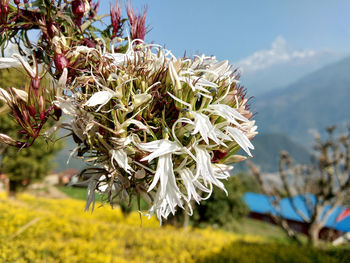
top-left (0, 40), bottom-right (257, 221)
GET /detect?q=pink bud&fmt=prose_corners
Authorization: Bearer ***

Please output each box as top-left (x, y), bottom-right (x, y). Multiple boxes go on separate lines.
top-left (212, 150), bottom-right (228, 163)
top-left (22, 109), bottom-right (30, 123)
top-left (28, 105), bottom-right (36, 117)
top-left (40, 111), bottom-right (45, 121)
top-left (3, 5), bottom-right (8, 15)
top-left (47, 22), bottom-right (59, 38)
top-left (31, 77), bottom-right (40, 90)
top-left (14, 0), bottom-right (20, 5)
top-left (39, 95), bottom-right (45, 121)
top-left (54, 53), bottom-right (69, 72)
top-left (110, 1), bottom-right (122, 37)
top-left (23, 0), bottom-right (28, 3)
top-left (72, 0), bottom-right (85, 17)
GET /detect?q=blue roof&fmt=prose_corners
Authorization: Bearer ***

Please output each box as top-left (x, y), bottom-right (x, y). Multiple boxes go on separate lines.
top-left (244, 192), bottom-right (349, 232)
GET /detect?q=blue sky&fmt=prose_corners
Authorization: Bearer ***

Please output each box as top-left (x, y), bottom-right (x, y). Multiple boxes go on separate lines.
top-left (98, 0), bottom-right (350, 62)
top-left (97, 1), bottom-right (350, 94)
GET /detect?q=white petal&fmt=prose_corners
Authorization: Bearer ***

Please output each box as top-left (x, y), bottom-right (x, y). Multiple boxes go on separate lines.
top-left (12, 88), bottom-right (28, 102)
top-left (83, 90), bottom-right (115, 111)
top-left (226, 127), bottom-right (254, 157)
top-left (192, 112), bottom-right (226, 146)
top-left (138, 139), bottom-right (182, 162)
top-left (194, 146), bottom-right (227, 195)
top-left (57, 68), bottom-right (68, 92)
top-left (207, 104), bottom-right (249, 126)
top-left (110, 149), bottom-right (134, 174)
top-left (0, 88), bottom-right (11, 102)
top-left (0, 57), bottom-right (21, 69)
top-left (53, 98), bottom-right (77, 115)
top-left (133, 93), bottom-right (152, 108)
top-left (12, 54), bottom-right (37, 78)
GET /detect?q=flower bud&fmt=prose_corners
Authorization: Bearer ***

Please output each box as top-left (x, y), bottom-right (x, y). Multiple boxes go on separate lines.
top-left (28, 105), bottom-right (36, 117)
top-left (0, 133), bottom-right (17, 146)
top-left (54, 105), bottom-right (62, 120)
top-left (14, 0), bottom-right (20, 5)
top-left (72, 0), bottom-right (85, 17)
top-left (22, 108), bottom-right (30, 124)
top-left (23, 0), bottom-right (28, 3)
top-left (83, 39), bottom-right (96, 48)
top-left (47, 22), bottom-right (59, 38)
top-left (31, 77), bottom-right (40, 90)
top-left (39, 95), bottom-right (45, 121)
top-left (16, 141), bottom-right (26, 148)
top-left (212, 149), bottom-right (228, 163)
top-left (54, 53), bottom-right (69, 72)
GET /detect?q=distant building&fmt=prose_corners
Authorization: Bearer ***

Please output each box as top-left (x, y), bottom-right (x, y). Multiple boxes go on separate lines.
top-left (244, 192), bottom-right (350, 241)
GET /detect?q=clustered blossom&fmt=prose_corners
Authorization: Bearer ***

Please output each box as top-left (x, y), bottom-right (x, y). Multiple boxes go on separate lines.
top-left (0, 1), bottom-right (257, 221)
top-left (49, 40), bottom-right (257, 220)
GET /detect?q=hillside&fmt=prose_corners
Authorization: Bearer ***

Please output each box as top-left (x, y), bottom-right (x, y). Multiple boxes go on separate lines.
top-left (255, 56), bottom-right (350, 148)
top-left (235, 133), bottom-right (311, 173)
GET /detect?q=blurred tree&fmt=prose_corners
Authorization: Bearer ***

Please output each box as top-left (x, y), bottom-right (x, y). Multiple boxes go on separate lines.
top-left (248, 126), bottom-right (350, 246)
top-left (193, 175), bottom-right (249, 228)
top-left (166, 174), bottom-right (249, 229)
top-left (0, 68), bottom-right (62, 197)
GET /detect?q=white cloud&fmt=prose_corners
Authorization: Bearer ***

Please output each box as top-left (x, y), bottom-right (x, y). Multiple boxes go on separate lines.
top-left (235, 36), bottom-right (320, 73)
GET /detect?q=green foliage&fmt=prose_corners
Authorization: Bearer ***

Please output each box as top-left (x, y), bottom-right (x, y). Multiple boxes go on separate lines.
top-left (1, 138), bottom-right (61, 190)
top-left (236, 172), bottom-right (261, 193)
top-left (56, 186), bottom-right (95, 201)
top-left (197, 242), bottom-right (350, 263)
top-left (193, 175), bottom-right (249, 228)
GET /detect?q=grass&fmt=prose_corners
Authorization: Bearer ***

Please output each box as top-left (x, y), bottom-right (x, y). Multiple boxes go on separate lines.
top-left (56, 186), bottom-right (301, 244)
top-left (1, 192), bottom-right (349, 263)
top-left (56, 185), bottom-right (91, 201)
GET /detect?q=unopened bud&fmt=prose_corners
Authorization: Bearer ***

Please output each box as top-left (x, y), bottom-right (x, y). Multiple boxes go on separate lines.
top-left (14, 0), bottom-right (20, 5)
top-left (54, 53), bottom-right (69, 72)
top-left (31, 77), bottom-right (40, 91)
top-left (39, 95), bottom-right (45, 121)
top-left (22, 109), bottom-right (30, 124)
top-left (28, 105), bottom-right (36, 117)
top-left (40, 111), bottom-right (45, 121)
top-left (53, 105), bottom-right (62, 119)
top-left (47, 22), bottom-right (59, 38)
top-left (83, 39), bottom-right (96, 48)
top-left (212, 150), bottom-right (228, 162)
top-left (72, 0), bottom-right (85, 17)
top-left (0, 133), bottom-right (17, 146)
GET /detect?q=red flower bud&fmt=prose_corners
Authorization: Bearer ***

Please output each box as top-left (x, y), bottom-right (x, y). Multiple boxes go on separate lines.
top-left (31, 77), bottom-right (40, 90)
top-left (47, 22), bottom-right (59, 38)
top-left (72, 0), bottom-right (85, 17)
top-left (3, 5), bottom-right (8, 14)
top-left (23, 0), bottom-right (28, 3)
top-left (111, 1), bottom-right (122, 38)
top-left (212, 150), bottom-right (228, 163)
top-left (53, 105), bottom-right (62, 120)
top-left (83, 39), bottom-right (96, 48)
top-left (14, 0), bottom-right (20, 5)
top-left (54, 53), bottom-right (69, 72)
top-left (28, 105), bottom-right (36, 117)
top-left (40, 111), bottom-right (45, 121)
